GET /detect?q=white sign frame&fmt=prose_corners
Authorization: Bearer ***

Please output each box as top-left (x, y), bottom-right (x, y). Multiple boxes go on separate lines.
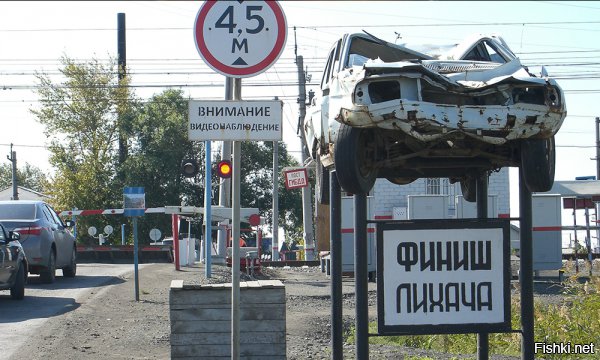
top-left (194, 1), bottom-right (287, 78)
top-left (376, 219), bottom-right (511, 335)
top-left (188, 100), bottom-right (282, 141)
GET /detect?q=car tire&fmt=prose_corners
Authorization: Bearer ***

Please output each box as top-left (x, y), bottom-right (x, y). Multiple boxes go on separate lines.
top-left (386, 177), bottom-right (417, 186)
top-left (62, 247), bottom-right (77, 278)
top-left (40, 250), bottom-right (56, 284)
top-left (460, 177), bottom-right (477, 203)
top-left (334, 123), bottom-right (377, 194)
top-left (10, 263), bottom-right (25, 300)
top-left (521, 136), bottom-right (555, 192)
top-left (315, 156), bottom-right (330, 205)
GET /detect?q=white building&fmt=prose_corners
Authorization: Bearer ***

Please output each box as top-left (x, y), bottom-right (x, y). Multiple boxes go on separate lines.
top-left (369, 167), bottom-right (510, 220)
top-left (0, 185), bottom-right (51, 201)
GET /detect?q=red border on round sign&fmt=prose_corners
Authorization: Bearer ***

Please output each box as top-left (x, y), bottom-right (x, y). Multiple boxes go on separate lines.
top-left (194, 1), bottom-right (287, 78)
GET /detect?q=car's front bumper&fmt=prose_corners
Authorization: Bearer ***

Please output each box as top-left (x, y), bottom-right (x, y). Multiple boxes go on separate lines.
top-left (338, 99), bottom-right (565, 145)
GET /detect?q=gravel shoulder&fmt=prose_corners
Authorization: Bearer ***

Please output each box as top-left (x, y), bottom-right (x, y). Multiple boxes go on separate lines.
top-left (12, 261), bottom-right (581, 360)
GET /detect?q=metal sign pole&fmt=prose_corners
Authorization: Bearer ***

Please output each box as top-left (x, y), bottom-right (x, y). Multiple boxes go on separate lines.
top-left (231, 78), bottom-right (242, 360)
top-left (205, 140), bottom-right (212, 277)
top-left (133, 216), bottom-right (139, 302)
top-left (273, 141), bottom-right (280, 260)
top-left (519, 168), bottom-right (534, 360)
top-left (330, 170), bottom-right (343, 359)
top-left (477, 174), bottom-right (490, 360)
top-left (354, 192), bottom-right (369, 359)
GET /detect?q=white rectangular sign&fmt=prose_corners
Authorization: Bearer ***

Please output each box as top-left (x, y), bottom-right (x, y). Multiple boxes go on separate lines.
top-left (377, 219), bottom-right (510, 335)
top-left (284, 168), bottom-right (308, 189)
top-left (188, 100), bottom-right (282, 141)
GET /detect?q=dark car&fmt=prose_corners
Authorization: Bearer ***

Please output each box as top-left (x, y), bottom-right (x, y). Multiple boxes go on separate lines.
top-left (0, 223), bottom-right (27, 300)
top-left (0, 200), bottom-right (76, 283)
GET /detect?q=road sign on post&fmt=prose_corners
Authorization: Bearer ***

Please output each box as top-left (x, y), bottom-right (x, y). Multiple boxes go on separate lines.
top-left (376, 219), bottom-right (511, 335)
top-left (284, 168), bottom-right (309, 190)
top-left (193, 1), bottom-right (287, 358)
top-left (194, 1), bottom-right (287, 78)
top-left (123, 187), bottom-right (145, 217)
top-left (188, 100), bottom-right (283, 141)
top-left (123, 186), bottom-right (145, 302)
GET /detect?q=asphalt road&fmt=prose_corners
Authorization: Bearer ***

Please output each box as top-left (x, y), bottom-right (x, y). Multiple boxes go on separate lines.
top-left (0, 263), bottom-right (145, 359)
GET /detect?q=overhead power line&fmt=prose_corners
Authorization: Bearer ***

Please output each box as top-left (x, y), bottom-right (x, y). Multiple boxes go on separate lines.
top-left (1, 20), bottom-right (599, 32)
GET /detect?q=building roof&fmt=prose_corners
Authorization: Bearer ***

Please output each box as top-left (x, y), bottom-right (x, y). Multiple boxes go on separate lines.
top-left (0, 185), bottom-right (50, 201)
top-left (541, 180), bottom-right (600, 197)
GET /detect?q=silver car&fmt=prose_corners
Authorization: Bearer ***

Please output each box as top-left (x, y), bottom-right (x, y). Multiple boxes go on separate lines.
top-left (304, 32), bottom-right (566, 203)
top-left (0, 200), bottom-right (76, 283)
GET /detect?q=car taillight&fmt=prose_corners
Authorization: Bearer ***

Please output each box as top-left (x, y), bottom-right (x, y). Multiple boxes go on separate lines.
top-left (14, 226), bottom-right (43, 236)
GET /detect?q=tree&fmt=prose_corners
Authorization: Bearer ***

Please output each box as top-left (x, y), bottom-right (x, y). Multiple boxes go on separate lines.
top-left (31, 56), bottom-right (130, 239)
top-left (31, 56), bottom-right (305, 245)
top-left (235, 141), bottom-right (304, 240)
top-left (122, 89), bottom-right (204, 242)
top-left (0, 162), bottom-right (49, 193)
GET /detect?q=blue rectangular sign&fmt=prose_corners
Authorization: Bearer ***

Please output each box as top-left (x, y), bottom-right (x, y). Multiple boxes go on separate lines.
top-left (124, 187), bottom-right (145, 217)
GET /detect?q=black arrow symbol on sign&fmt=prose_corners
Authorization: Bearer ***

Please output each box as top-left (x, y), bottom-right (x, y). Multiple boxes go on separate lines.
top-left (232, 57), bottom-right (247, 65)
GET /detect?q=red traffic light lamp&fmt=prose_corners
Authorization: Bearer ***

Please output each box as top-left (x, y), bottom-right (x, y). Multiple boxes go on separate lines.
top-left (216, 160), bottom-right (232, 178)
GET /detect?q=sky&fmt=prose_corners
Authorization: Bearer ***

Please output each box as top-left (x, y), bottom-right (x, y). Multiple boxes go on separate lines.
top-left (1, 1), bottom-right (600, 221)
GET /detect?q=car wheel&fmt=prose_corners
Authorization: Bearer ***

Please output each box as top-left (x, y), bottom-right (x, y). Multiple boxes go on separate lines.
top-left (10, 263), bottom-right (25, 300)
top-left (521, 136), bottom-right (555, 192)
top-left (315, 156), bottom-right (330, 205)
top-left (40, 250), bottom-right (56, 284)
top-left (460, 177), bottom-right (477, 203)
top-left (386, 177), bottom-right (417, 186)
top-left (334, 123), bottom-right (377, 194)
top-left (62, 247), bottom-right (77, 278)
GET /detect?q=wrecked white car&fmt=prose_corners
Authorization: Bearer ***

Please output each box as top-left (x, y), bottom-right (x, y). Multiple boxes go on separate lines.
top-left (303, 32), bottom-right (566, 202)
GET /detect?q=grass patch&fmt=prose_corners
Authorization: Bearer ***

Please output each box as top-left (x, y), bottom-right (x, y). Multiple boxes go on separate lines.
top-left (347, 275), bottom-right (600, 359)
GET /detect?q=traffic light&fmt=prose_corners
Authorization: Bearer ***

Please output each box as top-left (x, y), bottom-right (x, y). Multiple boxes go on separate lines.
top-left (216, 160), bottom-right (232, 178)
top-left (181, 159), bottom-right (199, 178)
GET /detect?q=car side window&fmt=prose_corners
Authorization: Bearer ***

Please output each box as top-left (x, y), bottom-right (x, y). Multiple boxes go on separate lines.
top-left (463, 43), bottom-right (489, 62)
top-left (320, 39), bottom-right (342, 91)
top-left (320, 46), bottom-right (335, 90)
top-left (40, 204), bottom-right (54, 223)
top-left (46, 205), bottom-right (65, 227)
top-left (42, 204), bottom-right (59, 228)
top-left (483, 41), bottom-right (506, 64)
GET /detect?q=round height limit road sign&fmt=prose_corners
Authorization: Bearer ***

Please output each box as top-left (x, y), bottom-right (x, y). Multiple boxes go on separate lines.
top-left (194, 1), bottom-right (287, 78)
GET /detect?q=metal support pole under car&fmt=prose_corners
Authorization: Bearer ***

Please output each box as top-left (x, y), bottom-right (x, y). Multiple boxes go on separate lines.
top-left (329, 170), bottom-right (343, 360)
top-left (354, 192), bottom-right (369, 359)
top-left (476, 174), bottom-right (489, 360)
top-left (519, 167), bottom-right (534, 360)
top-left (231, 78), bottom-right (242, 360)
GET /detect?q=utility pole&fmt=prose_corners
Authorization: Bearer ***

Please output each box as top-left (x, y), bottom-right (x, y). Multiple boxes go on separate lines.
top-left (592, 116), bottom-right (600, 258)
top-left (596, 117), bottom-right (600, 180)
top-left (117, 13), bottom-right (128, 167)
top-left (296, 54), bottom-right (316, 260)
top-left (273, 138), bottom-right (280, 261)
top-left (7, 144), bottom-right (18, 200)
